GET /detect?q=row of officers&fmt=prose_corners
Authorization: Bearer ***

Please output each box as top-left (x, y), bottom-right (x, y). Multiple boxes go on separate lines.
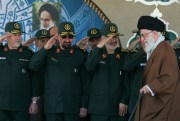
top-left (0, 15), bottom-right (180, 121)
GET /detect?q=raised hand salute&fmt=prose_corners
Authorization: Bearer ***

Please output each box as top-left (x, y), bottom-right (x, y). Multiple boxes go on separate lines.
top-left (44, 34), bottom-right (59, 50)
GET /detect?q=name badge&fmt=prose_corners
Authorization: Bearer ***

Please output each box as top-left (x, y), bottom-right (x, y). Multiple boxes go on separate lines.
top-left (51, 57), bottom-right (59, 62)
top-left (19, 59), bottom-right (29, 62)
top-left (99, 61), bottom-right (106, 64)
top-left (0, 57), bottom-right (6, 59)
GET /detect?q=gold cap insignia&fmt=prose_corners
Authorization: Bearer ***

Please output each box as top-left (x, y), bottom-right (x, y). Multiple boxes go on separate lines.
top-left (109, 26), bottom-right (116, 32)
top-left (14, 23), bottom-right (20, 29)
top-left (42, 30), bottom-right (47, 35)
top-left (91, 29), bottom-right (97, 35)
top-left (64, 24), bottom-right (71, 30)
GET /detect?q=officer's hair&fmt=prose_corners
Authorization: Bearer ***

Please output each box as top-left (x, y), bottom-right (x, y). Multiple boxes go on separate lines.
top-left (39, 3), bottom-right (59, 21)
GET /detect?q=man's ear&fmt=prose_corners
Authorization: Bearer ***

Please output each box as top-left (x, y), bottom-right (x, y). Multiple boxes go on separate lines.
top-left (153, 31), bottom-right (159, 40)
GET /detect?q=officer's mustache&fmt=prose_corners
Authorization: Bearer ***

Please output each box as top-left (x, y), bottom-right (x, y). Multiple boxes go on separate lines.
top-left (62, 42), bottom-right (71, 49)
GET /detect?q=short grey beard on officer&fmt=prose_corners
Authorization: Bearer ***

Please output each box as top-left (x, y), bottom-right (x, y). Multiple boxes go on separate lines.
top-left (40, 20), bottom-right (55, 30)
top-left (105, 39), bottom-right (119, 50)
top-left (11, 41), bottom-right (21, 49)
top-left (62, 42), bottom-right (71, 50)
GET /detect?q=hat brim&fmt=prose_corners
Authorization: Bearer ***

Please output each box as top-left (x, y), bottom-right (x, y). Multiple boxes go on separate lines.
top-left (11, 30), bottom-right (26, 34)
top-left (107, 33), bottom-right (124, 37)
top-left (60, 32), bottom-right (76, 37)
top-left (37, 36), bottom-right (51, 39)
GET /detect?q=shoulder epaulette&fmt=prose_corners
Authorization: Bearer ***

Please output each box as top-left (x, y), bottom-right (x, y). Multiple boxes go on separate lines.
top-left (130, 48), bottom-right (139, 53)
top-left (121, 48), bottom-right (129, 52)
top-left (174, 46), bottom-right (180, 50)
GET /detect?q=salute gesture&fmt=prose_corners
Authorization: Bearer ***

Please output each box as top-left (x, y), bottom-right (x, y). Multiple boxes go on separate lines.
top-left (96, 35), bottom-right (113, 48)
top-left (0, 32), bottom-right (12, 43)
top-left (76, 37), bottom-right (89, 50)
top-left (22, 37), bottom-right (37, 46)
top-left (44, 34), bottom-right (59, 50)
top-left (170, 36), bottom-right (180, 47)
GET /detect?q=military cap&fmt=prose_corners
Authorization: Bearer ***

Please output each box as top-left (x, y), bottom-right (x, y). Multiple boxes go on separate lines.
top-left (137, 16), bottom-right (165, 32)
top-left (87, 28), bottom-right (101, 39)
top-left (58, 22), bottom-right (76, 36)
top-left (35, 29), bottom-right (51, 39)
top-left (101, 23), bottom-right (124, 37)
top-left (5, 22), bottom-right (25, 34)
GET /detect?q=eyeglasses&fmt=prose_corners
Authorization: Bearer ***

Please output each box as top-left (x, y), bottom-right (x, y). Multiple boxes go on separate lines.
top-left (61, 35), bottom-right (74, 39)
top-left (140, 31), bottom-right (152, 39)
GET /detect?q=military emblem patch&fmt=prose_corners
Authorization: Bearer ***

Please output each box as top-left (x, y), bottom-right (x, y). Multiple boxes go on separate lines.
top-left (64, 24), bottom-right (71, 30)
top-left (42, 30), bottom-right (47, 35)
top-left (109, 26), bottom-right (116, 32)
top-left (14, 23), bottom-right (20, 29)
top-left (91, 29), bottom-right (97, 35)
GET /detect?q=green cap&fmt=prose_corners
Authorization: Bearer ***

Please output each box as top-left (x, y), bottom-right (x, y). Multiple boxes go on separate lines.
top-left (35, 29), bottom-right (51, 39)
top-left (58, 22), bottom-right (76, 36)
top-left (101, 23), bottom-right (123, 37)
top-left (87, 28), bottom-right (101, 39)
top-left (5, 22), bottom-right (25, 34)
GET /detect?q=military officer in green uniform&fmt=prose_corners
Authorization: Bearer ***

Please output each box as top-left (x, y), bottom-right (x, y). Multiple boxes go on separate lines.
top-left (0, 22), bottom-right (39, 121)
top-left (87, 28), bottom-right (101, 51)
top-left (30, 29), bottom-right (51, 121)
top-left (29, 22), bottom-right (88, 121)
top-left (123, 48), bottom-right (146, 121)
top-left (86, 23), bottom-right (129, 121)
top-left (170, 36), bottom-right (180, 68)
top-left (76, 28), bottom-right (101, 53)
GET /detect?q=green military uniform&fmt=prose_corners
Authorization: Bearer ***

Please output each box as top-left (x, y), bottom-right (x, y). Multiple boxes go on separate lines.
top-left (123, 48), bottom-right (146, 121)
top-left (174, 47), bottom-right (180, 68)
top-left (0, 22), bottom-right (39, 121)
top-left (29, 22), bottom-right (88, 121)
top-left (86, 23), bottom-right (129, 121)
top-left (30, 29), bottom-right (51, 121)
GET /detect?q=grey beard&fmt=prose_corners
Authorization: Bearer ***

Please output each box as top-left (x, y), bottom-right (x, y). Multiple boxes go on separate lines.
top-left (62, 43), bottom-right (71, 50)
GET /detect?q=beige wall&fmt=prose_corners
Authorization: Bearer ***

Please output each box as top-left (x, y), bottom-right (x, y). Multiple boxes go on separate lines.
top-left (92, 0), bottom-right (180, 48)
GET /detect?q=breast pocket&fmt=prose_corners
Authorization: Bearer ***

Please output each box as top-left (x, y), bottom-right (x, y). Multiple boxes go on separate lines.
top-left (47, 59), bottom-right (61, 75)
top-left (0, 57), bottom-right (7, 65)
top-left (18, 60), bottom-right (30, 74)
top-left (18, 60), bottom-right (29, 67)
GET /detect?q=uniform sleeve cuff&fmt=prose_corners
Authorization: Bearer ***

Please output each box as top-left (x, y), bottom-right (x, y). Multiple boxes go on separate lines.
top-left (146, 85), bottom-right (155, 96)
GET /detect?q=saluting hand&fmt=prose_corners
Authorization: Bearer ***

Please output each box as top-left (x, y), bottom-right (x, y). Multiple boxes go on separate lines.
top-left (76, 37), bottom-right (89, 50)
top-left (97, 35), bottom-right (113, 48)
top-left (22, 37), bottom-right (37, 46)
top-left (0, 32), bottom-right (12, 43)
top-left (44, 34), bottom-right (59, 50)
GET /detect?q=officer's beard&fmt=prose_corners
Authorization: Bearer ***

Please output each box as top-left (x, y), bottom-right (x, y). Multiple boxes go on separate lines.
top-left (105, 40), bottom-right (119, 50)
top-left (62, 42), bottom-right (72, 50)
top-left (40, 20), bottom-right (55, 30)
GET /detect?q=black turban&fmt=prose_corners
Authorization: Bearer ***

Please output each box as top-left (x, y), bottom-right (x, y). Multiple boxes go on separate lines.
top-left (137, 16), bottom-right (165, 32)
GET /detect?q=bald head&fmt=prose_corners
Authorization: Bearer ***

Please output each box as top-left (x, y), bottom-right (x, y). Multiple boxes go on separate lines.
top-left (49, 26), bottom-right (58, 36)
top-left (49, 26), bottom-right (59, 45)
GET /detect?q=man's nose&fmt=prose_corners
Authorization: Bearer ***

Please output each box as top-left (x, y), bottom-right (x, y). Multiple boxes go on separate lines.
top-left (140, 37), bottom-right (145, 43)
